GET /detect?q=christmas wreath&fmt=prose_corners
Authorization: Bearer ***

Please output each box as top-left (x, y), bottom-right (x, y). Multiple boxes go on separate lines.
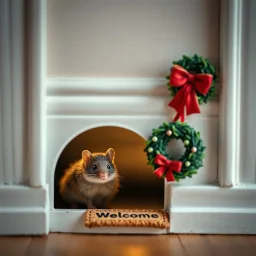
top-left (167, 54), bottom-right (217, 122)
top-left (144, 121), bottom-right (206, 182)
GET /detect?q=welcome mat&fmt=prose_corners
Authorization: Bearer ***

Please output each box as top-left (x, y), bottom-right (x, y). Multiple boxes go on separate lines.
top-left (84, 209), bottom-right (169, 229)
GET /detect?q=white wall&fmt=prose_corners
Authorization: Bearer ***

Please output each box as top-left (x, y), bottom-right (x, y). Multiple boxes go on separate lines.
top-left (47, 0), bottom-right (220, 77)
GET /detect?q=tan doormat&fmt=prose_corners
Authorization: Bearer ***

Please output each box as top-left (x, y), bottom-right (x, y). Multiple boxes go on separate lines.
top-left (84, 209), bottom-right (169, 229)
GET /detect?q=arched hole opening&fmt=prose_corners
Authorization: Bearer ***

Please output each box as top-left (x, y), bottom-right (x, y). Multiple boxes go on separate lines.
top-left (54, 126), bottom-right (164, 209)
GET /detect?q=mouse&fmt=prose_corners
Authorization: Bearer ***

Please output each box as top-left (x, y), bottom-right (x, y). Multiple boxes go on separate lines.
top-left (59, 148), bottom-right (120, 209)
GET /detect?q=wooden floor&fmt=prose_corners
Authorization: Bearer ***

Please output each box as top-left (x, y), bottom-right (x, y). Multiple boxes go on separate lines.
top-left (0, 233), bottom-right (256, 256)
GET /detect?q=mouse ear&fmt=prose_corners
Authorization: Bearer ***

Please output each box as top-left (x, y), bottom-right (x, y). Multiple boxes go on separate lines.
top-left (106, 148), bottom-right (115, 162)
top-left (82, 150), bottom-right (92, 163)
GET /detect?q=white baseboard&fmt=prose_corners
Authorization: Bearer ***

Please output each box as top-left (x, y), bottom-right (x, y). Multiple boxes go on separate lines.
top-left (1, 184), bottom-right (256, 234)
top-left (0, 185), bottom-right (49, 235)
top-left (168, 184), bottom-right (256, 234)
top-left (170, 208), bottom-right (256, 234)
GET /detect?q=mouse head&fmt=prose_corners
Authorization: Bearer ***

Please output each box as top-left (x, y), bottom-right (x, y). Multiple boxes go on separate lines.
top-left (82, 148), bottom-right (117, 183)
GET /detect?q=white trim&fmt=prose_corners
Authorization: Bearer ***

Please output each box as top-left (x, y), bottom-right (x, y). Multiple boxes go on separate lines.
top-left (0, 185), bottom-right (49, 235)
top-left (0, 99), bottom-right (3, 183)
top-left (47, 77), bottom-right (169, 96)
top-left (0, 209), bottom-right (48, 235)
top-left (0, 0), bottom-right (25, 185)
top-left (28, 0), bottom-right (47, 187)
top-left (218, 0), bottom-right (244, 186)
top-left (0, 0), bottom-right (14, 184)
top-left (0, 0), bottom-right (26, 185)
top-left (47, 95), bottom-right (219, 117)
top-left (235, 0), bottom-right (243, 185)
top-left (171, 209), bottom-right (256, 234)
top-left (169, 184), bottom-right (256, 209)
top-left (168, 184), bottom-right (256, 234)
top-left (10, 0), bottom-right (25, 184)
top-left (46, 77), bottom-right (218, 117)
top-left (0, 185), bottom-right (48, 208)
top-left (0, 38), bottom-right (3, 185)
top-left (238, 0), bottom-right (256, 184)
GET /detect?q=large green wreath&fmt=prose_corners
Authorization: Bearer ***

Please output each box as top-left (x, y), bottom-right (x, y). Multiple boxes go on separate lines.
top-left (144, 121), bottom-right (206, 182)
top-left (167, 54), bottom-right (217, 104)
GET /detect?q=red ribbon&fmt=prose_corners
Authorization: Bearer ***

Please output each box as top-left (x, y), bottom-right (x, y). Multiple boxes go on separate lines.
top-left (168, 65), bottom-right (213, 122)
top-left (154, 154), bottom-right (182, 182)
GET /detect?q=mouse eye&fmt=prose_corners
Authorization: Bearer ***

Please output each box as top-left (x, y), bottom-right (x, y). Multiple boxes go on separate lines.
top-left (107, 164), bottom-right (111, 169)
top-left (92, 165), bottom-right (97, 170)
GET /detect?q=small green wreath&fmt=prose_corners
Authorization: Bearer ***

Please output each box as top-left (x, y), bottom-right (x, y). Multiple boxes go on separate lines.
top-left (144, 121), bottom-right (206, 182)
top-left (167, 54), bottom-right (217, 105)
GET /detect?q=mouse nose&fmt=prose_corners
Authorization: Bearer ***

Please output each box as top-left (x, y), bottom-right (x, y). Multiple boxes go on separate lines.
top-left (99, 173), bottom-right (108, 180)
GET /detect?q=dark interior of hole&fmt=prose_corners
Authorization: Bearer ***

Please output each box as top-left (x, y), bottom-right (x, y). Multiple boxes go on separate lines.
top-left (54, 126), bottom-right (164, 210)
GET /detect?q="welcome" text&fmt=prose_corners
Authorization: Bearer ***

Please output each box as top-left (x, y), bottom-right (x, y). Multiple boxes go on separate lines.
top-left (95, 212), bottom-right (159, 218)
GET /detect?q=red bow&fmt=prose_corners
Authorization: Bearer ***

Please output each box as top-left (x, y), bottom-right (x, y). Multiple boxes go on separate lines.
top-left (154, 154), bottom-right (182, 182)
top-left (168, 65), bottom-right (213, 122)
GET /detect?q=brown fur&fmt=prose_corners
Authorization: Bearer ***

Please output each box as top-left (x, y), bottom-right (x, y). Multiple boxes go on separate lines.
top-left (59, 148), bottom-right (120, 209)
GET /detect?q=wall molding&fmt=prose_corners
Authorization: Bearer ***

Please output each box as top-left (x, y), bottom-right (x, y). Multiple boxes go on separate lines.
top-left (218, 0), bottom-right (244, 186)
top-left (0, 0), bottom-right (25, 185)
top-left (47, 77), bottom-right (169, 96)
top-left (10, 0), bottom-right (25, 184)
top-left (27, 0), bottom-right (47, 187)
top-left (47, 77), bottom-right (220, 99)
top-left (0, 0), bottom-right (14, 184)
top-left (0, 0), bottom-right (49, 235)
top-left (47, 78), bottom-right (219, 117)
top-left (47, 95), bottom-right (219, 117)
top-left (168, 184), bottom-right (256, 234)
top-left (238, 0), bottom-right (256, 184)
top-left (0, 185), bottom-right (49, 235)
top-left (169, 184), bottom-right (256, 209)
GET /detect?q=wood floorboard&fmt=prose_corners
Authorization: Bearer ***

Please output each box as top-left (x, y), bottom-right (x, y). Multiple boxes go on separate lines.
top-left (0, 236), bottom-right (31, 256)
top-left (25, 233), bottom-right (184, 256)
top-left (202, 235), bottom-right (256, 256)
top-left (178, 234), bottom-right (212, 256)
top-left (0, 234), bottom-right (255, 256)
